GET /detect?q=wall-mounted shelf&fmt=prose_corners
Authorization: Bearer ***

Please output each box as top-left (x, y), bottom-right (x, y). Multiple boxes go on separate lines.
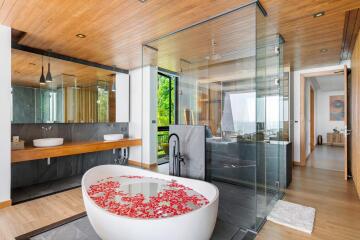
top-left (11, 138), bottom-right (142, 163)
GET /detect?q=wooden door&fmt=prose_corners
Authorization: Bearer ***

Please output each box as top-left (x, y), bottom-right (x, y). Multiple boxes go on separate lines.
top-left (351, 36), bottom-right (360, 195)
top-left (344, 65), bottom-right (349, 180)
top-left (310, 87), bottom-right (315, 152)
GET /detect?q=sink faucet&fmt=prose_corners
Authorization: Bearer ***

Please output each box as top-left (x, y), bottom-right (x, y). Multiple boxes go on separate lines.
top-left (41, 125), bottom-right (53, 132)
top-left (41, 125), bottom-right (53, 138)
top-left (168, 133), bottom-right (185, 177)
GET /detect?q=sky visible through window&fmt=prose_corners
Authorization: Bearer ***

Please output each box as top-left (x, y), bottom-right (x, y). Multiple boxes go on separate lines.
top-left (226, 92), bottom-right (286, 134)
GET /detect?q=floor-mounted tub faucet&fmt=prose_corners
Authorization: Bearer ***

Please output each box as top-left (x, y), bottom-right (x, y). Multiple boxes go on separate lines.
top-left (168, 133), bottom-right (185, 176)
top-left (113, 147), bottom-right (129, 165)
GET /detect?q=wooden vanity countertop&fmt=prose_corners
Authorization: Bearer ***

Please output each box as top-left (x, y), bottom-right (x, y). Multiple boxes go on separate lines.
top-left (11, 138), bottom-right (142, 163)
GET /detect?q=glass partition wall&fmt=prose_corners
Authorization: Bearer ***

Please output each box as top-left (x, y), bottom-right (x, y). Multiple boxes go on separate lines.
top-left (142, 3), bottom-right (284, 233)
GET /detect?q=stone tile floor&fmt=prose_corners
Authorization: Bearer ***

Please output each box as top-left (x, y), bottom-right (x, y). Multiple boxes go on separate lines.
top-left (29, 216), bottom-right (254, 240)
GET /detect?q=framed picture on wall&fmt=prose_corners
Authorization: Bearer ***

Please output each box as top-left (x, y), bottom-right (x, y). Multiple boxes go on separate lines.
top-left (329, 95), bottom-right (344, 121)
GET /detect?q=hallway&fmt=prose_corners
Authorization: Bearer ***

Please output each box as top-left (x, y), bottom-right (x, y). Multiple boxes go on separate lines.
top-left (306, 145), bottom-right (344, 171)
top-left (256, 166), bottom-right (360, 240)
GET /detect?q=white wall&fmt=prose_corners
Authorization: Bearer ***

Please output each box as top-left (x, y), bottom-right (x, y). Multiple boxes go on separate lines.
top-left (0, 25), bottom-right (11, 202)
top-left (305, 80), bottom-right (317, 157)
top-left (128, 66), bottom-right (157, 166)
top-left (316, 90), bottom-right (345, 143)
top-left (129, 68), bottom-right (142, 163)
top-left (293, 64), bottom-right (348, 163)
top-left (115, 73), bottom-right (129, 123)
top-left (142, 66), bottom-right (158, 166)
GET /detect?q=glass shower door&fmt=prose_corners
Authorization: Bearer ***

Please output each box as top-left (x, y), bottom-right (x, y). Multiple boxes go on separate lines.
top-left (255, 33), bottom-right (284, 230)
top-left (142, 2), bottom-right (285, 235)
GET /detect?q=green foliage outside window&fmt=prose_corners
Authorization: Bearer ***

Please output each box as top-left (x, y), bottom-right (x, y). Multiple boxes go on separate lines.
top-left (157, 74), bottom-right (176, 157)
top-left (97, 87), bottom-right (109, 122)
top-left (157, 74), bottom-right (175, 126)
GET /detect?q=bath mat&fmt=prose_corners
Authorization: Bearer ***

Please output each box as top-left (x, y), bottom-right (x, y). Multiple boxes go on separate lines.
top-left (267, 200), bottom-right (315, 234)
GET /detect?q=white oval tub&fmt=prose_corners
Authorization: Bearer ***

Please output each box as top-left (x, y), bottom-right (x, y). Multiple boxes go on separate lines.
top-left (82, 165), bottom-right (219, 240)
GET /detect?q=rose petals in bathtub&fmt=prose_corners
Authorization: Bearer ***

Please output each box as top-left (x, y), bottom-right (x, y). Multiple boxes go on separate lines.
top-left (87, 176), bottom-right (209, 219)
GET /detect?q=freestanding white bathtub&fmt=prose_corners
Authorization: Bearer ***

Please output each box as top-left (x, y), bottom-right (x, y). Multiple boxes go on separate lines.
top-left (82, 165), bottom-right (219, 240)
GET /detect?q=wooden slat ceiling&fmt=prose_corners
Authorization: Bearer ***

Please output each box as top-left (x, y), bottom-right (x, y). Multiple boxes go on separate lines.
top-left (146, 5), bottom-right (256, 72)
top-left (0, 0), bottom-right (252, 70)
top-left (262, 0), bottom-right (360, 70)
top-left (12, 49), bottom-right (114, 88)
top-left (1, 0), bottom-right (360, 71)
top-left (340, 8), bottom-right (360, 61)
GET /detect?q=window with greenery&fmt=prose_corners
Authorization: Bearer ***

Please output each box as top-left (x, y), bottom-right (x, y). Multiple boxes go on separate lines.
top-left (97, 86), bottom-right (109, 122)
top-left (157, 73), bottom-right (176, 126)
top-left (157, 73), bottom-right (177, 158)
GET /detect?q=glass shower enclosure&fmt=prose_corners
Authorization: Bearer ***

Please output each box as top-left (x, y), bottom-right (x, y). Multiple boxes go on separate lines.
top-left (142, 2), bottom-right (285, 233)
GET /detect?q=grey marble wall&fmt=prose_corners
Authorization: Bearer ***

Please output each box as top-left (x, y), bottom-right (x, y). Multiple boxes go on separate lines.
top-left (169, 125), bottom-right (206, 180)
top-left (11, 123), bottom-right (128, 189)
top-left (12, 86), bottom-right (37, 123)
top-left (12, 123), bottom-right (128, 143)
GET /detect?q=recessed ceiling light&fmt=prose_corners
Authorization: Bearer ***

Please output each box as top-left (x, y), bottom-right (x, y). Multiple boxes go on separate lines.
top-left (313, 11), bottom-right (325, 18)
top-left (211, 39), bottom-right (217, 46)
top-left (320, 48), bottom-right (328, 53)
top-left (138, 0), bottom-right (147, 2)
top-left (76, 33), bottom-right (86, 38)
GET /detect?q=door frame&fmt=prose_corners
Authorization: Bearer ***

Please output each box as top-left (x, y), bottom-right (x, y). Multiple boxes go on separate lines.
top-left (310, 86), bottom-right (315, 152)
top-left (344, 65), bottom-right (348, 180)
top-left (299, 68), bottom-right (345, 166)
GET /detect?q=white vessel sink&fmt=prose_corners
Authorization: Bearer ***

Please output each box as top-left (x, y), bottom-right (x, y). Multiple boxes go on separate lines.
top-left (33, 138), bottom-right (64, 148)
top-left (104, 134), bottom-right (124, 141)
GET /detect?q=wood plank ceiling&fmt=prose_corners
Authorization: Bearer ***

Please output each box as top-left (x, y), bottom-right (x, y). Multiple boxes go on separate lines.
top-left (340, 8), bottom-right (360, 61)
top-left (145, 5), bottom-right (256, 72)
top-left (262, 0), bottom-right (360, 70)
top-left (1, 0), bottom-right (360, 71)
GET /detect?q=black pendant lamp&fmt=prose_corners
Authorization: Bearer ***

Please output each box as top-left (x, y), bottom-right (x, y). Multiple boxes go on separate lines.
top-left (39, 55), bottom-right (46, 85)
top-left (45, 51), bottom-right (52, 83)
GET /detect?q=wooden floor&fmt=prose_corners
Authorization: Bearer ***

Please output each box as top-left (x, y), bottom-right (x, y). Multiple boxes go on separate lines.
top-left (0, 165), bottom-right (359, 239)
top-left (306, 145), bottom-right (344, 171)
top-left (0, 188), bottom-right (84, 240)
top-left (257, 166), bottom-right (360, 240)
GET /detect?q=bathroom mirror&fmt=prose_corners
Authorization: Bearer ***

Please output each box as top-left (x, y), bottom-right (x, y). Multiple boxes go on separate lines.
top-left (11, 49), bottom-right (117, 123)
